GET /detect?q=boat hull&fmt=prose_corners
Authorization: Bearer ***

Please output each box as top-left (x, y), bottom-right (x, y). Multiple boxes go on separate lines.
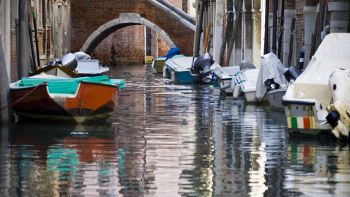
top-left (11, 82), bottom-right (118, 123)
top-left (244, 90), bottom-right (256, 103)
top-left (31, 65), bottom-right (79, 78)
top-left (165, 65), bottom-right (197, 84)
top-left (214, 78), bottom-right (233, 94)
top-left (283, 99), bottom-right (332, 134)
top-left (152, 58), bottom-right (166, 73)
top-left (267, 89), bottom-right (286, 110)
top-left (211, 66), bottom-right (239, 94)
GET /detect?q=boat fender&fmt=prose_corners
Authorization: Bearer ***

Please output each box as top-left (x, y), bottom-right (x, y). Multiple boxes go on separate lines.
top-left (171, 71), bottom-right (175, 82)
top-left (299, 47), bottom-right (305, 71)
top-left (284, 66), bottom-right (301, 82)
top-left (163, 65), bottom-right (167, 78)
top-left (233, 84), bottom-right (241, 98)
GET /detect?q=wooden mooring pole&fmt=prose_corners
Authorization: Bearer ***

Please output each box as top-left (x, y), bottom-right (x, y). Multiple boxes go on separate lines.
top-left (18, 0), bottom-right (31, 78)
top-left (32, 12), bottom-right (41, 69)
top-left (277, 0), bottom-right (285, 59)
top-left (272, 0), bottom-right (278, 53)
top-left (194, 0), bottom-right (206, 58)
top-left (0, 38), bottom-right (10, 122)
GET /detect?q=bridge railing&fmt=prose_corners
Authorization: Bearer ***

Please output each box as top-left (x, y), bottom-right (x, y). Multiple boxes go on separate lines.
top-left (148, 0), bottom-right (196, 31)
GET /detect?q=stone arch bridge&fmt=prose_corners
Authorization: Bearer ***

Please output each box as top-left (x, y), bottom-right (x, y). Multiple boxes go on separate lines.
top-left (70, 0), bottom-right (195, 55)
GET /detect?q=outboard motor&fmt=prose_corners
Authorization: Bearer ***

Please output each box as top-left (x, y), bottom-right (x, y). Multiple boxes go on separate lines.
top-left (284, 65), bottom-right (301, 82)
top-left (192, 53), bottom-right (214, 81)
top-left (48, 58), bottom-right (61, 66)
top-left (326, 110), bottom-right (340, 128)
top-left (264, 78), bottom-right (280, 91)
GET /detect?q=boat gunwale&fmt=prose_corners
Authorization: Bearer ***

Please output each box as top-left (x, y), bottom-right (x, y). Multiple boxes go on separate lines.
top-left (282, 98), bottom-right (316, 105)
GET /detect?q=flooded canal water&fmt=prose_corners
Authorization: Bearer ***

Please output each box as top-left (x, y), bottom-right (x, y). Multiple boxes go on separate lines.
top-left (1, 65), bottom-right (350, 196)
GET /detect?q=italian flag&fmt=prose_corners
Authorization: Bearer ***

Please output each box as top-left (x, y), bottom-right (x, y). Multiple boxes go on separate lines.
top-left (288, 116), bottom-right (316, 129)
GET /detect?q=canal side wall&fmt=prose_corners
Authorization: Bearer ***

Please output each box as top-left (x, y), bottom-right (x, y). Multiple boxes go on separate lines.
top-left (1, 0), bottom-right (72, 83)
top-left (207, 0), bottom-right (349, 68)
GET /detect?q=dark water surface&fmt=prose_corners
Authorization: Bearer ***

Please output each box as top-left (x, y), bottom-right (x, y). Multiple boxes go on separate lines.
top-left (1, 65), bottom-right (350, 196)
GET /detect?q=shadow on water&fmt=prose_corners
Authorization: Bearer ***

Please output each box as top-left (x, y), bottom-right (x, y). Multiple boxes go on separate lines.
top-left (0, 64), bottom-right (350, 196)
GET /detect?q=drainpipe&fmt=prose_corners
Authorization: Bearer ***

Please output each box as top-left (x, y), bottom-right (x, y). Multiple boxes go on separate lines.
top-left (277, 0), bottom-right (285, 59)
top-left (272, 0), bottom-right (278, 53)
top-left (264, 0), bottom-right (270, 54)
top-left (0, 38), bottom-right (10, 122)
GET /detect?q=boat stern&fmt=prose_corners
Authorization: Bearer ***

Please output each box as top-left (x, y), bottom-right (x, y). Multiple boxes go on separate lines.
top-left (283, 98), bottom-right (332, 133)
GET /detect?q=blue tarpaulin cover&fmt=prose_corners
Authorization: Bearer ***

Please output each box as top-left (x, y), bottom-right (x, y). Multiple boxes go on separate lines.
top-left (164, 47), bottom-right (181, 59)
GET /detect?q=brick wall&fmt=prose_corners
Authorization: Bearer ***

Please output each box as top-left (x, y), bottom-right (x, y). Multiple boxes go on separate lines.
top-left (167, 0), bottom-right (182, 9)
top-left (70, 0), bottom-right (193, 64)
top-left (93, 25), bottom-right (145, 65)
top-left (285, 0), bottom-right (296, 9)
top-left (294, 0), bottom-right (318, 65)
top-left (295, 0), bottom-right (306, 64)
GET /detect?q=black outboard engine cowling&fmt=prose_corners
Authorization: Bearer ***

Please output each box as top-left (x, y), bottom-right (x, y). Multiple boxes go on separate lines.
top-left (326, 110), bottom-right (340, 128)
top-left (264, 78), bottom-right (280, 91)
top-left (192, 56), bottom-right (214, 77)
top-left (284, 66), bottom-right (301, 82)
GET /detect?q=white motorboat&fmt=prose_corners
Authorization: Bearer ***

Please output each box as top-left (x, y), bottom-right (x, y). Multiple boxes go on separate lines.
top-left (75, 59), bottom-right (109, 76)
top-left (211, 65), bottom-right (240, 94)
top-left (164, 53), bottom-right (214, 84)
top-left (164, 55), bottom-right (197, 84)
top-left (231, 68), bottom-right (260, 102)
top-left (282, 33), bottom-right (350, 134)
top-left (256, 52), bottom-right (289, 109)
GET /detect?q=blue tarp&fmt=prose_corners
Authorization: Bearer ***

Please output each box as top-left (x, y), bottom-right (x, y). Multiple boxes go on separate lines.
top-left (164, 47), bottom-right (181, 59)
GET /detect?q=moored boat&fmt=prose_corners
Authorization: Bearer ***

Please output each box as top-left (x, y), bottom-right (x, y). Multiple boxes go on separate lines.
top-left (10, 75), bottom-right (125, 123)
top-left (152, 56), bottom-right (167, 73)
top-left (256, 52), bottom-right (289, 109)
top-left (31, 65), bottom-right (79, 78)
top-left (231, 68), bottom-right (260, 102)
top-left (211, 65), bottom-right (240, 94)
top-left (164, 55), bottom-right (195, 83)
top-left (282, 33), bottom-right (350, 135)
top-left (75, 59), bottom-right (110, 76)
top-left (153, 47), bottom-right (181, 73)
top-left (164, 53), bottom-right (215, 84)
top-left (38, 52), bottom-right (109, 77)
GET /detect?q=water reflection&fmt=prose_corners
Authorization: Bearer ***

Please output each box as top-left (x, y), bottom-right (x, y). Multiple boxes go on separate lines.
top-left (285, 139), bottom-right (350, 196)
top-left (2, 122), bottom-right (119, 196)
top-left (0, 65), bottom-right (349, 196)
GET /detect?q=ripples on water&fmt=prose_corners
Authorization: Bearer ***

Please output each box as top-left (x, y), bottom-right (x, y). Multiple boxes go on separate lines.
top-left (0, 65), bottom-right (349, 196)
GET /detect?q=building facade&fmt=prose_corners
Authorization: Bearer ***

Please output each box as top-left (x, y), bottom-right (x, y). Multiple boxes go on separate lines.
top-left (0, 0), bottom-right (71, 82)
top-left (205, 0), bottom-right (349, 68)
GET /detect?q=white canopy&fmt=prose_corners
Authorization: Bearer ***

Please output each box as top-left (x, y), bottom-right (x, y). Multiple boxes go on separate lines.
top-left (256, 52), bottom-right (288, 101)
top-left (165, 55), bottom-right (193, 71)
top-left (74, 51), bottom-right (91, 61)
top-left (75, 60), bottom-right (109, 75)
top-left (292, 33), bottom-right (350, 105)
